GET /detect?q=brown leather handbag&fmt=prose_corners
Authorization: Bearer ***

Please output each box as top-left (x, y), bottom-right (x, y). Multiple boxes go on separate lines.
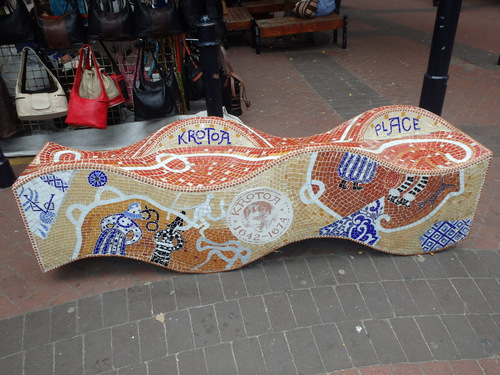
top-left (87, 0), bottom-right (135, 41)
top-left (33, 0), bottom-right (87, 49)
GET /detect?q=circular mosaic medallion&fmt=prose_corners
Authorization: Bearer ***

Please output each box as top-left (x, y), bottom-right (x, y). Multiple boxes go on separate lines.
top-left (228, 187), bottom-right (293, 244)
top-left (88, 170), bottom-right (108, 187)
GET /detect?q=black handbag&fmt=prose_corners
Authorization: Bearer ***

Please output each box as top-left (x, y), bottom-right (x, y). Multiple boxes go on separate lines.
top-left (134, 0), bottom-right (182, 38)
top-left (0, 0), bottom-right (36, 45)
top-left (33, 0), bottom-right (87, 49)
top-left (87, 0), bottom-right (134, 41)
top-left (182, 35), bottom-right (204, 101)
top-left (133, 40), bottom-right (177, 121)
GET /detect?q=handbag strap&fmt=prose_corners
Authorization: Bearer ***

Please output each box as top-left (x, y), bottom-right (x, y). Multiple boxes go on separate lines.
top-left (75, 44), bottom-right (108, 95)
top-left (17, 46), bottom-right (64, 94)
top-left (134, 39), bottom-right (166, 88)
top-left (227, 71), bottom-right (250, 110)
top-left (98, 40), bottom-right (122, 75)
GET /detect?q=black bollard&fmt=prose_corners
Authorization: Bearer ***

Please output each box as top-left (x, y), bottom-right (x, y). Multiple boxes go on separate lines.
top-left (0, 147), bottom-right (16, 189)
top-left (419, 0), bottom-right (463, 115)
top-left (197, 15), bottom-right (223, 117)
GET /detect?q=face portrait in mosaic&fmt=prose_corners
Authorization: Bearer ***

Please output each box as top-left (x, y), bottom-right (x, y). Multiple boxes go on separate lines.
top-left (13, 105), bottom-right (492, 273)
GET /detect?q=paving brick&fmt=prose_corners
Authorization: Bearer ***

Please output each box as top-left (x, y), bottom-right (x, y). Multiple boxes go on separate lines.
top-left (117, 362), bottom-right (148, 375)
top-left (164, 310), bottom-right (194, 354)
top-left (479, 358), bottom-right (500, 374)
top-left (390, 317), bottom-right (433, 363)
top-left (24, 343), bottom-right (53, 375)
top-left (427, 279), bottom-right (466, 314)
top-left (363, 319), bottom-right (407, 364)
top-left (389, 363), bottom-right (423, 375)
top-left (51, 301), bottom-right (77, 342)
top-left (241, 262), bottom-right (271, 296)
top-left (419, 361), bottom-right (453, 375)
top-left (452, 278), bottom-right (492, 314)
top-left (138, 317), bottom-right (167, 362)
top-left (330, 370), bottom-right (359, 375)
top-left (359, 282), bottom-right (394, 319)
top-left (220, 269), bottom-right (248, 301)
top-left (23, 308), bottom-right (50, 351)
top-left (238, 296), bottom-right (272, 337)
top-left (335, 284), bottom-right (371, 321)
top-left (0, 353), bottom-right (23, 375)
top-left (449, 359), bottom-right (485, 375)
top-left (150, 279), bottom-right (177, 313)
top-left (328, 252), bottom-right (359, 284)
top-left (190, 305), bottom-right (221, 348)
top-left (0, 314), bottom-right (23, 357)
top-left (381, 281), bottom-right (419, 317)
top-left (83, 328), bottom-right (113, 375)
top-left (392, 255), bottom-right (426, 281)
top-left (173, 274), bottom-right (201, 310)
top-left (405, 279), bottom-right (443, 315)
top-left (112, 322), bottom-right (140, 368)
top-left (147, 355), bottom-right (178, 375)
top-left (441, 315), bottom-right (486, 359)
top-left (263, 292), bottom-right (297, 332)
top-left (455, 250), bottom-right (491, 278)
top-left (54, 336), bottom-right (83, 375)
top-left (284, 256), bottom-right (315, 289)
top-left (370, 253), bottom-right (403, 281)
top-left (311, 286), bottom-right (346, 323)
top-left (348, 253), bottom-right (381, 283)
top-left (287, 289), bottom-right (322, 327)
top-left (311, 323), bottom-right (352, 372)
top-left (77, 295), bottom-right (103, 334)
top-left (435, 251), bottom-right (469, 278)
top-left (214, 300), bottom-right (246, 342)
top-left (359, 365), bottom-right (392, 375)
top-left (205, 343), bottom-right (238, 375)
top-left (287, 327), bottom-right (325, 375)
top-left (233, 337), bottom-right (267, 375)
top-left (476, 250), bottom-right (500, 278)
top-left (259, 332), bottom-right (297, 374)
top-left (306, 255), bottom-right (337, 286)
top-left (127, 285), bottom-right (152, 321)
top-left (466, 314), bottom-right (500, 357)
top-left (196, 273), bottom-right (225, 305)
top-left (415, 316), bottom-right (461, 360)
top-left (475, 278), bottom-right (500, 312)
top-left (262, 259), bottom-right (293, 293)
top-left (102, 289), bottom-right (128, 327)
top-left (415, 255), bottom-right (447, 279)
top-left (177, 348), bottom-right (208, 375)
top-left (337, 321), bottom-right (379, 367)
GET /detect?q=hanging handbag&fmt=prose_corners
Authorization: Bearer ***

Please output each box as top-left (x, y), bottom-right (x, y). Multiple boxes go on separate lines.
top-left (0, 0), bottom-right (36, 45)
top-left (66, 44), bottom-right (109, 128)
top-left (133, 0), bottom-right (182, 38)
top-left (33, 0), bottom-right (87, 50)
top-left (15, 46), bottom-right (69, 120)
top-left (218, 46), bottom-right (250, 116)
top-left (87, 0), bottom-right (134, 41)
top-left (133, 40), bottom-right (177, 121)
top-left (98, 40), bottom-right (129, 101)
top-left (0, 73), bottom-right (18, 138)
top-left (78, 43), bottom-right (124, 107)
top-left (182, 34), bottom-right (204, 102)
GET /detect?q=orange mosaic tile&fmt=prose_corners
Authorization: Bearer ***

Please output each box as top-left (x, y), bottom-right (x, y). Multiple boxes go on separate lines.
top-left (12, 105), bottom-right (492, 273)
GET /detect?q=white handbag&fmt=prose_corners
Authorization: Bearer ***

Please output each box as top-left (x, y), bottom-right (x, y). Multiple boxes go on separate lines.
top-left (15, 47), bottom-right (68, 121)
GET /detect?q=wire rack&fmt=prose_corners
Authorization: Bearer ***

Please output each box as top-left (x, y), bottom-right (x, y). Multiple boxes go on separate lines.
top-left (0, 38), bottom-right (182, 136)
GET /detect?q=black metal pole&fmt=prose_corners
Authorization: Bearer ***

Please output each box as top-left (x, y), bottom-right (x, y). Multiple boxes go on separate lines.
top-left (0, 147), bottom-right (16, 189)
top-left (419, 0), bottom-right (462, 115)
top-left (197, 15), bottom-right (223, 117)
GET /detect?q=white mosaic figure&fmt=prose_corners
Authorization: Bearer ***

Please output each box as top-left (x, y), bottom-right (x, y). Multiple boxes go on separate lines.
top-left (93, 203), bottom-right (143, 256)
top-left (180, 193), bottom-right (225, 235)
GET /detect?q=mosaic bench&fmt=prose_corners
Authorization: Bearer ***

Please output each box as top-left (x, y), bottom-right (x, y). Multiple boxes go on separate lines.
top-left (13, 105), bottom-right (492, 273)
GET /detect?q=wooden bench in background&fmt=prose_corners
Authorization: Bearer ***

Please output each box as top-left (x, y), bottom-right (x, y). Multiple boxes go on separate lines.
top-left (254, 11), bottom-right (347, 54)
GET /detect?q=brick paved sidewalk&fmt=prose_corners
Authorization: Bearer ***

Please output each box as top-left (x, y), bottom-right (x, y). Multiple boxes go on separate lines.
top-left (1, 0), bottom-right (499, 374)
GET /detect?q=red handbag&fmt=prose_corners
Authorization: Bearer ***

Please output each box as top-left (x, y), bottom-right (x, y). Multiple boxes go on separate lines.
top-left (66, 45), bottom-right (109, 129)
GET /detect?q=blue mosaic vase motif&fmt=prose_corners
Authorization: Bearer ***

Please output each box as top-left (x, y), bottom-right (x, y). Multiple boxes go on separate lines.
top-left (319, 199), bottom-right (385, 246)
